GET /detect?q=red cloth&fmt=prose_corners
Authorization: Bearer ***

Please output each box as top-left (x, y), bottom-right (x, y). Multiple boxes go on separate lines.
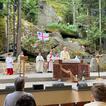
top-left (7, 68), bottom-right (13, 75)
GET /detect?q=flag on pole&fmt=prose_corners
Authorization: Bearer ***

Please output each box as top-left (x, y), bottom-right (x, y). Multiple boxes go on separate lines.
top-left (37, 32), bottom-right (49, 41)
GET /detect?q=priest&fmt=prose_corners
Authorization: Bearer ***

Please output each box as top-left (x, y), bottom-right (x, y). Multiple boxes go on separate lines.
top-left (60, 47), bottom-right (70, 60)
top-left (36, 52), bottom-right (44, 73)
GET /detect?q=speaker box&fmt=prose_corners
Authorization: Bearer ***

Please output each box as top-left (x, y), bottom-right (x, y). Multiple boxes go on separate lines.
top-left (45, 83), bottom-right (72, 91)
top-left (5, 86), bottom-right (15, 90)
top-left (33, 84), bottom-right (44, 90)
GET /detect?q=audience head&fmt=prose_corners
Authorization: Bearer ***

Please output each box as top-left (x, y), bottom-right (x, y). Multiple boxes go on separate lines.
top-left (15, 94), bottom-right (36, 106)
top-left (91, 83), bottom-right (106, 102)
top-left (14, 77), bottom-right (25, 91)
top-left (7, 53), bottom-right (11, 56)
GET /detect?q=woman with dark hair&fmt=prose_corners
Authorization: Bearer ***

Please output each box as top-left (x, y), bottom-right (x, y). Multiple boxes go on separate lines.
top-left (84, 83), bottom-right (106, 106)
top-left (15, 94), bottom-right (36, 106)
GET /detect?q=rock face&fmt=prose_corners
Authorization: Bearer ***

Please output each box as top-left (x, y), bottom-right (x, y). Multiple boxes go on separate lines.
top-left (22, 31), bottom-right (86, 59)
top-left (37, 0), bottom-right (59, 27)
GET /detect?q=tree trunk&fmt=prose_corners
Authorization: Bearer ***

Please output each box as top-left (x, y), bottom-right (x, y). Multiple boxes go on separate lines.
top-left (13, 0), bottom-right (17, 56)
top-left (72, 0), bottom-right (76, 24)
top-left (5, 0), bottom-right (10, 52)
top-left (16, 0), bottom-right (22, 56)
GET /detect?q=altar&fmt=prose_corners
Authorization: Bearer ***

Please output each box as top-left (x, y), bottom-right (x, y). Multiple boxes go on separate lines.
top-left (53, 60), bottom-right (90, 80)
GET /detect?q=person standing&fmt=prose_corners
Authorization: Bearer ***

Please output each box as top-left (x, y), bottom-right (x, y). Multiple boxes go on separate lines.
top-left (90, 55), bottom-right (98, 72)
top-left (54, 52), bottom-right (60, 60)
top-left (47, 49), bottom-right (54, 72)
top-left (84, 83), bottom-right (106, 106)
top-left (36, 52), bottom-right (44, 73)
top-left (60, 47), bottom-right (70, 60)
top-left (4, 77), bottom-right (33, 106)
top-left (5, 53), bottom-right (14, 75)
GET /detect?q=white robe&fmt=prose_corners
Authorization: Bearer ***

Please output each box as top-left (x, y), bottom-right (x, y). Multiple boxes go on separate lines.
top-left (47, 54), bottom-right (54, 72)
top-left (90, 57), bottom-right (98, 72)
top-left (36, 55), bottom-right (44, 72)
top-left (6, 56), bottom-right (13, 68)
top-left (60, 51), bottom-right (70, 60)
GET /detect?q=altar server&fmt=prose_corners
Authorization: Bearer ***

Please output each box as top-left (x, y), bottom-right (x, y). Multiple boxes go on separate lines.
top-left (36, 52), bottom-right (44, 73)
top-left (47, 50), bottom-right (54, 72)
top-left (5, 53), bottom-right (14, 75)
top-left (60, 47), bottom-right (70, 60)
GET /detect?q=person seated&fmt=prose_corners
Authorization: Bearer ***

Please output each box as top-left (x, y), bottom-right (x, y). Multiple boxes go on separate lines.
top-left (84, 83), bottom-right (106, 106)
top-left (15, 94), bottom-right (36, 106)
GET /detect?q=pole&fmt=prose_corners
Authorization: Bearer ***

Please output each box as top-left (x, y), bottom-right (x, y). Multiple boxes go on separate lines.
top-left (99, 0), bottom-right (102, 49)
top-left (16, 0), bottom-right (22, 56)
top-left (6, 0), bottom-right (10, 52)
top-left (13, 0), bottom-right (17, 56)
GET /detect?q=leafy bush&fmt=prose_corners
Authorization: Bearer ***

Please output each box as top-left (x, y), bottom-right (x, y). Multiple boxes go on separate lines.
top-left (46, 23), bottom-right (78, 36)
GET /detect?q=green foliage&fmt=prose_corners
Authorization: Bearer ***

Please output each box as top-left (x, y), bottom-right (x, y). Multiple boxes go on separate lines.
top-left (1, 0), bottom-right (106, 53)
top-left (22, 0), bottom-right (38, 24)
top-left (72, 39), bottom-right (90, 46)
top-left (46, 0), bottom-right (70, 17)
top-left (46, 23), bottom-right (78, 36)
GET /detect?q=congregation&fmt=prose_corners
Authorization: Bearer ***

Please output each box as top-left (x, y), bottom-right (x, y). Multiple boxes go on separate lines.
top-left (3, 76), bottom-right (106, 106)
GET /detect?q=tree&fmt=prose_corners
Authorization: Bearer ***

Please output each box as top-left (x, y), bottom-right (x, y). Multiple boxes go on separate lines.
top-left (16, 0), bottom-right (22, 56)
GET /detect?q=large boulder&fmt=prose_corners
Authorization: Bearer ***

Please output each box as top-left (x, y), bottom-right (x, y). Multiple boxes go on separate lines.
top-left (37, 0), bottom-right (59, 27)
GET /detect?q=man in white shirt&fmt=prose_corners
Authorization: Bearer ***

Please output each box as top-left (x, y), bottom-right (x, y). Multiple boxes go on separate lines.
top-left (36, 52), bottom-right (44, 73)
top-left (5, 53), bottom-right (14, 75)
top-left (84, 83), bottom-right (106, 106)
top-left (4, 77), bottom-right (33, 106)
